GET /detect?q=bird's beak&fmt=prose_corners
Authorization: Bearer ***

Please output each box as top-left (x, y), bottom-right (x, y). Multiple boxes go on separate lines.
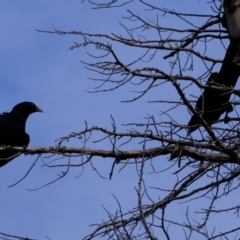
top-left (36, 106), bottom-right (44, 113)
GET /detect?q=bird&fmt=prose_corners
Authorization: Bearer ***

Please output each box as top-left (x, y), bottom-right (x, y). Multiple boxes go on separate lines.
top-left (0, 102), bottom-right (43, 167)
top-left (187, 73), bottom-right (233, 134)
top-left (187, 42), bottom-right (240, 134)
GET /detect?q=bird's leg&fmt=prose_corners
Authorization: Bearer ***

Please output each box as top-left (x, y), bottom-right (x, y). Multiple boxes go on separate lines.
top-left (21, 145), bottom-right (28, 155)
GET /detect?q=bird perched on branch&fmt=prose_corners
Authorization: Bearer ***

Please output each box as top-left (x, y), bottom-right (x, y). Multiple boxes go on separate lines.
top-left (187, 2), bottom-right (240, 134)
top-left (0, 102), bottom-right (43, 167)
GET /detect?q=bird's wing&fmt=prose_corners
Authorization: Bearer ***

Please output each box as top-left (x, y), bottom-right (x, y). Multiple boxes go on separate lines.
top-left (0, 113), bottom-right (13, 132)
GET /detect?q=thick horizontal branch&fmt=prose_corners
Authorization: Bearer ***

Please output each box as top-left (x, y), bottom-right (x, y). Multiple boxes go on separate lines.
top-left (1, 145), bottom-right (237, 164)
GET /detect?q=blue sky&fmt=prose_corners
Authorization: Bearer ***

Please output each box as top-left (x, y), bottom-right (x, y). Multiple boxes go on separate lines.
top-left (0, 1), bottom-right (237, 240)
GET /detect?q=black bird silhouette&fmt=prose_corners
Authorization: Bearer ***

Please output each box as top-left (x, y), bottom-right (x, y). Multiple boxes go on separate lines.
top-left (0, 102), bottom-right (43, 167)
top-left (187, 73), bottom-right (233, 134)
top-left (187, 3), bottom-right (240, 134)
top-left (187, 43), bottom-right (240, 134)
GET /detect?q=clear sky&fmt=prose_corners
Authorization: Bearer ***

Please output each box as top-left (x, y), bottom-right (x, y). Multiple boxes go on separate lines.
top-left (0, 1), bottom-right (235, 240)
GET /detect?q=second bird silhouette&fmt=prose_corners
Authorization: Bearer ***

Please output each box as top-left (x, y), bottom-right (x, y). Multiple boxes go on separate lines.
top-left (0, 102), bottom-right (43, 168)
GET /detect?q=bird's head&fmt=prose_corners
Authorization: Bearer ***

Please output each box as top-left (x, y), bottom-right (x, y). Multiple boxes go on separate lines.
top-left (12, 102), bottom-right (43, 116)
